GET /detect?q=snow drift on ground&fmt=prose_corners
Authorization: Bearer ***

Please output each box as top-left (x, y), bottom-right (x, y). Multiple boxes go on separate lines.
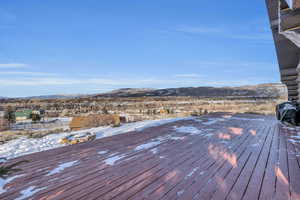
top-left (0, 117), bottom-right (192, 160)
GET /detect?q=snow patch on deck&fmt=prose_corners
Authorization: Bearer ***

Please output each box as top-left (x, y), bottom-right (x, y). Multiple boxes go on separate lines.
top-left (0, 174), bottom-right (24, 194)
top-left (174, 126), bottom-right (203, 135)
top-left (193, 119), bottom-right (203, 123)
top-left (288, 134), bottom-right (300, 144)
top-left (47, 160), bottom-right (79, 176)
top-left (170, 136), bottom-right (185, 140)
top-left (15, 186), bottom-right (47, 200)
top-left (202, 118), bottom-right (225, 125)
top-left (185, 167), bottom-right (199, 179)
top-left (290, 135), bottom-right (300, 140)
top-left (135, 133), bottom-right (186, 153)
top-left (289, 139), bottom-right (300, 144)
top-left (104, 154), bottom-right (127, 166)
top-left (251, 143), bottom-right (260, 147)
top-left (150, 148), bottom-right (158, 154)
top-left (204, 133), bottom-right (214, 138)
top-left (135, 141), bottom-right (161, 151)
top-left (174, 126), bottom-right (216, 138)
top-left (177, 190), bottom-right (185, 196)
top-left (98, 150), bottom-right (108, 155)
top-left (159, 134), bottom-right (186, 141)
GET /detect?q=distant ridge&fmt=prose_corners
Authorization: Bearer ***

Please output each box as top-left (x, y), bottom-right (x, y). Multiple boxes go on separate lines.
top-left (93, 83), bottom-right (287, 98)
top-left (1, 83), bottom-right (287, 100)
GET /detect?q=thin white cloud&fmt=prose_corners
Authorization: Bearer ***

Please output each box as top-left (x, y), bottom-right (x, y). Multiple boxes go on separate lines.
top-left (0, 63), bottom-right (28, 68)
top-left (0, 71), bottom-right (56, 76)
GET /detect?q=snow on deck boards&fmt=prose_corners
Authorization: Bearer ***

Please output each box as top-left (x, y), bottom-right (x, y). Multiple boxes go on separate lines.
top-left (0, 113), bottom-right (299, 200)
top-left (0, 117), bottom-right (193, 160)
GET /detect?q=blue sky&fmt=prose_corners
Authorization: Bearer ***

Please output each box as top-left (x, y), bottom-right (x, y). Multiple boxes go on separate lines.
top-left (0, 0), bottom-right (280, 97)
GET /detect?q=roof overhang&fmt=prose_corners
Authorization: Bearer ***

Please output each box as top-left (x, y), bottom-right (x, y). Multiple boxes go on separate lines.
top-left (284, 0), bottom-right (300, 9)
top-left (266, 0), bottom-right (300, 99)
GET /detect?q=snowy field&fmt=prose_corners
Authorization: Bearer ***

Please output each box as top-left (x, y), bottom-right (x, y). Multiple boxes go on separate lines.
top-left (0, 117), bottom-right (194, 160)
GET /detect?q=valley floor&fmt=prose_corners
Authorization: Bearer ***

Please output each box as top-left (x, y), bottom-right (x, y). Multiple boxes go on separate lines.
top-left (0, 113), bottom-right (300, 200)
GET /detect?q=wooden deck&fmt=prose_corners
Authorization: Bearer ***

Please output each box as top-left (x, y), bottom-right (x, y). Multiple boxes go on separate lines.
top-left (0, 113), bottom-right (300, 200)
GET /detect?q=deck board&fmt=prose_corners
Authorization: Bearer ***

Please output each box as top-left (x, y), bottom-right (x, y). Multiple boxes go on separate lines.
top-left (275, 126), bottom-right (291, 200)
top-left (189, 124), bottom-right (263, 200)
top-left (287, 135), bottom-right (300, 200)
top-left (0, 113), bottom-right (299, 200)
top-left (222, 125), bottom-right (273, 200)
top-left (138, 121), bottom-right (255, 200)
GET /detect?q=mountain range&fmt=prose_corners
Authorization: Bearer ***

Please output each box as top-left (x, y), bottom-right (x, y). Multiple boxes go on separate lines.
top-left (93, 83), bottom-right (287, 98)
top-left (1, 83), bottom-right (287, 100)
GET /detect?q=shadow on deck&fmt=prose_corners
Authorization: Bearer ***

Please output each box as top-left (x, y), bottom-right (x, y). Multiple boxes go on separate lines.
top-left (0, 113), bottom-right (299, 200)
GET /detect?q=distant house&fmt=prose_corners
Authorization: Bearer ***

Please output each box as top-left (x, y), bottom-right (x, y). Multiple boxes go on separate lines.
top-left (15, 110), bottom-right (33, 121)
